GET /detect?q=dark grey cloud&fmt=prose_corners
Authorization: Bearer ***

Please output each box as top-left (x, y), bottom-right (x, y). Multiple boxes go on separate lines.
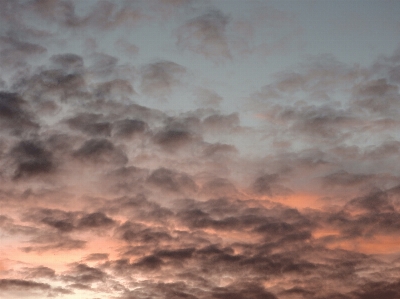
top-left (0, 92), bottom-right (39, 135)
top-left (147, 167), bottom-right (197, 193)
top-left (10, 139), bottom-right (55, 180)
top-left (353, 280), bottom-right (400, 299)
top-left (103, 194), bottom-right (174, 224)
top-left (50, 53), bottom-right (84, 72)
top-left (21, 68), bottom-right (86, 103)
top-left (252, 173), bottom-right (280, 196)
top-left (200, 177), bottom-right (239, 197)
top-left (66, 113), bottom-right (111, 136)
top-left (133, 255), bottom-right (164, 271)
top-left (155, 247), bottom-right (195, 260)
top-left (77, 212), bottom-right (116, 229)
top-left (314, 189), bottom-right (400, 243)
top-left (0, 215), bottom-right (37, 235)
top-left (153, 129), bottom-right (195, 150)
top-left (0, 279), bottom-right (51, 291)
top-left (38, 209), bottom-right (76, 232)
top-left (21, 236), bottom-right (86, 253)
top-left (68, 282), bottom-right (92, 290)
top-left (63, 263), bottom-right (107, 284)
top-left (116, 221), bottom-right (173, 245)
top-left (322, 170), bottom-right (374, 188)
top-left (202, 143), bottom-right (237, 157)
top-left (73, 138), bottom-right (128, 165)
top-left (280, 286), bottom-right (315, 297)
top-left (210, 283), bottom-right (277, 299)
top-left (112, 119), bottom-right (147, 138)
top-left (24, 208), bottom-right (116, 233)
top-left (103, 166), bottom-right (149, 195)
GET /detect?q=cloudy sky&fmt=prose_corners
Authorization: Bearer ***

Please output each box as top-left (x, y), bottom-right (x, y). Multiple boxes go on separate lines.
top-left (1, 0), bottom-right (400, 298)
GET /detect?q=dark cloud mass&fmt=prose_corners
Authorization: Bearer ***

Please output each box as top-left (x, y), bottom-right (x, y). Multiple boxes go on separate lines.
top-left (0, 92), bottom-right (39, 134)
top-left (0, 1), bottom-right (400, 299)
top-left (10, 140), bottom-right (55, 179)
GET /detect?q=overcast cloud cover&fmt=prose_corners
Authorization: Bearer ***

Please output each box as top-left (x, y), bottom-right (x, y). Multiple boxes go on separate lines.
top-left (1, 0), bottom-right (400, 298)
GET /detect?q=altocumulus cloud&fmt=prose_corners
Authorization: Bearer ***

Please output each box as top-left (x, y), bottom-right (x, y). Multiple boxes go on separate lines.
top-left (0, 1), bottom-right (400, 299)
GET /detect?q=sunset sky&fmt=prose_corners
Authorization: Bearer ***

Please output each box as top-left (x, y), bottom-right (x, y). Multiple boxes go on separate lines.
top-left (1, 0), bottom-right (400, 298)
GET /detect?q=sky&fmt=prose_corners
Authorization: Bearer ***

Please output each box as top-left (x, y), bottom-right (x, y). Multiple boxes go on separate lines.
top-left (1, 0), bottom-right (400, 298)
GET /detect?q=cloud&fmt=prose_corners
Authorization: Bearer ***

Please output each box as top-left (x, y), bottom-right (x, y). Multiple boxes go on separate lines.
top-left (252, 173), bottom-right (280, 196)
top-left (112, 119), bottom-right (147, 138)
top-left (24, 208), bottom-right (116, 233)
top-left (116, 221), bottom-right (173, 245)
top-left (21, 68), bottom-right (86, 104)
top-left (153, 129), bottom-right (195, 150)
top-left (21, 231), bottom-right (86, 253)
top-left (322, 171), bottom-right (374, 187)
top-left (352, 78), bottom-right (400, 115)
top-left (28, 0), bottom-right (145, 30)
top-left (88, 52), bottom-right (119, 77)
top-left (147, 167), bottom-right (198, 193)
top-left (84, 253), bottom-right (109, 261)
top-left (352, 281), bottom-right (400, 299)
top-left (210, 283), bottom-right (277, 299)
top-left (102, 166), bottom-right (149, 195)
top-left (0, 92), bottom-right (39, 135)
top-left (63, 263), bottom-right (107, 284)
top-left (66, 113), bottom-right (111, 136)
top-left (115, 39), bottom-right (139, 56)
top-left (50, 53), bottom-right (84, 72)
top-left (77, 212), bottom-right (116, 229)
top-left (202, 113), bottom-right (240, 132)
top-left (96, 79), bottom-right (135, 99)
top-left (73, 138), bottom-right (128, 165)
top-left (200, 177), bottom-right (239, 198)
top-left (24, 266), bottom-right (56, 279)
top-left (9, 140), bottom-right (55, 180)
top-left (176, 9), bottom-right (231, 61)
top-left (0, 2), bottom-right (399, 298)
top-left (202, 143), bottom-right (237, 157)
top-left (0, 279), bottom-right (51, 291)
top-left (194, 88), bottom-right (223, 108)
top-left (0, 36), bottom-right (47, 68)
top-left (140, 60), bottom-right (186, 97)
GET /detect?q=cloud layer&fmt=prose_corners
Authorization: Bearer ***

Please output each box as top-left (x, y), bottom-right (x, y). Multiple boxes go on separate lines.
top-left (1, 1), bottom-right (400, 299)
